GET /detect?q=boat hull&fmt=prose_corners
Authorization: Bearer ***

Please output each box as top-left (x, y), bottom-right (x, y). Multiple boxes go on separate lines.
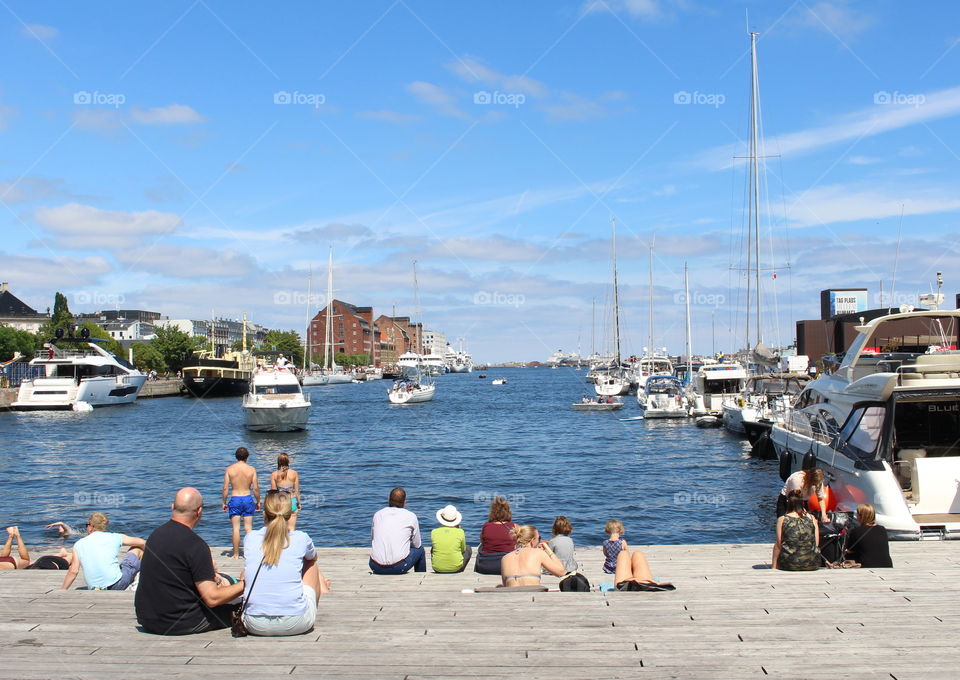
top-left (388, 385), bottom-right (436, 404)
top-left (243, 403), bottom-right (310, 431)
top-left (572, 402), bottom-right (623, 411)
top-left (12, 375), bottom-right (147, 410)
top-left (182, 376), bottom-right (249, 398)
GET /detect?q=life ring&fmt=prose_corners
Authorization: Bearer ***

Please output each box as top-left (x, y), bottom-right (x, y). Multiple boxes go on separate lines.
top-left (779, 450), bottom-right (792, 481)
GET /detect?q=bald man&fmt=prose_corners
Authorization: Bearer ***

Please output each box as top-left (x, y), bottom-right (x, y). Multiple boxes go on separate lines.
top-left (135, 488), bottom-right (245, 635)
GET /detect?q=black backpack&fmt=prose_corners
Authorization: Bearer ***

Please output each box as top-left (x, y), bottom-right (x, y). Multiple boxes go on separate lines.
top-left (559, 572), bottom-right (591, 592)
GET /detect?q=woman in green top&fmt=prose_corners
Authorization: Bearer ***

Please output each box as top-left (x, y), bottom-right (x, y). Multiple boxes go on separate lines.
top-left (772, 491), bottom-right (820, 571)
top-left (430, 505), bottom-right (471, 573)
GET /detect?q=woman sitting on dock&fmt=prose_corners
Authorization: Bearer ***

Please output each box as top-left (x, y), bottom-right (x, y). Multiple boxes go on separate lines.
top-left (242, 491), bottom-right (330, 636)
top-left (843, 503), bottom-right (892, 568)
top-left (475, 496), bottom-right (518, 575)
top-left (772, 491), bottom-right (820, 571)
top-left (499, 525), bottom-right (565, 587)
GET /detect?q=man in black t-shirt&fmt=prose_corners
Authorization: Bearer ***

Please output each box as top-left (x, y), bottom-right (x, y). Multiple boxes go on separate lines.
top-left (135, 488), bottom-right (245, 635)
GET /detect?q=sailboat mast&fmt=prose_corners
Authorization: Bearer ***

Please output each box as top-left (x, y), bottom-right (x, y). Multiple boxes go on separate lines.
top-left (591, 297), bottom-right (596, 358)
top-left (242, 311), bottom-right (247, 353)
top-left (304, 267), bottom-right (312, 371)
top-left (610, 218), bottom-right (621, 366)
top-left (684, 262), bottom-right (692, 380)
top-left (413, 261), bottom-right (422, 358)
top-left (324, 248), bottom-right (334, 371)
top-left (648, 244), bottom-right (654, 353)
top-left (749, 30), bottom-right (763, 348)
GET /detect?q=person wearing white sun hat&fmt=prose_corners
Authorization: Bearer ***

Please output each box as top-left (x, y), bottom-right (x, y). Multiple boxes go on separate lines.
top-left (430, 505), bottom-right (471, 573)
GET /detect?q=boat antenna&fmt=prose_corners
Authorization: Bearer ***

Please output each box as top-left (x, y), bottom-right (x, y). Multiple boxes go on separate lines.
top-left (890, 203), bottom-right (904, 313)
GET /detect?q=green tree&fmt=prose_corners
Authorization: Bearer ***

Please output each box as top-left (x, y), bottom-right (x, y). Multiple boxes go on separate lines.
top-left (130, 342), bottom-right (166, 372)
top-left (0, 326), bottom-right (39, 362)
top-left (153, 325), bottom-right (206, 371)
top-left (262, 330), bottom-right (303, 366)
top-left (36, 291), bottom-right (75, 340)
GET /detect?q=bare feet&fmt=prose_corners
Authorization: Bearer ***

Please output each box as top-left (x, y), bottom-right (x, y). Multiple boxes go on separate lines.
top-left (230, 554), bottom-right (240, 560)
top-left (6, 526), bottom-right (17, 537)
top-left (320, 576), bottom-right (332, 594)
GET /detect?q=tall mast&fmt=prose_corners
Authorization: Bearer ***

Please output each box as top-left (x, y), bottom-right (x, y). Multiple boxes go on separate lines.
top-left (413, 261), bottom-right (422, 358)
top-left (610, 218), bottom-right (621, 366)
top-left (647, 243), bottom-right (654, 354)
top-left (684, 262), bottom-right (692, 381)
top-left (591, 297), bottom-right (596, 358)
top-left (242, 311), bottom-right (247, 353)
top-left (303, 266), bottom-right (312, 371)
top-left (749, 30), bottom-right (763, 349)
top-left (324, 248), bottom-right (334, 371)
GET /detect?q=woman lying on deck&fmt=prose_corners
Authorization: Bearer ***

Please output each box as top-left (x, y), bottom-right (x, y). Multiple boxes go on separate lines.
top-left (613, 548), bottom-right (675, 591)
top-left (499, 525), bottom-right (566, 587)
top-left (0, 526), bottom-right (73, 570)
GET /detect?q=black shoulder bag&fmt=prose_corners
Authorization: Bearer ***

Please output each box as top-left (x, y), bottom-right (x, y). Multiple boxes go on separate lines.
top-left (231, 558), bottom-right (265, 638)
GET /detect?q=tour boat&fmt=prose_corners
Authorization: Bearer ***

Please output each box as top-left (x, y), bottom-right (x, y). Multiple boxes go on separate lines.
top-left (637, 375), bottom-right (689, 419)
top-left (12, 337), bottom-right (147, 410)
top-left (770, 307), bottom-right (960, 540)
top-left (242, 368), bottom-right (311, 431)
top-left (181, 350), bottom-right (256, 398)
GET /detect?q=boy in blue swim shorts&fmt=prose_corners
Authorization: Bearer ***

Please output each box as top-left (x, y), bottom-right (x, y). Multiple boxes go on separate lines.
top-left (221, 447), bottom-right (261, 559)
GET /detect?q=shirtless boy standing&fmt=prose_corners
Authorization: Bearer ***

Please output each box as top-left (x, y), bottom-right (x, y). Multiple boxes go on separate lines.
top-left (221, 447), bottom-right (260, 559)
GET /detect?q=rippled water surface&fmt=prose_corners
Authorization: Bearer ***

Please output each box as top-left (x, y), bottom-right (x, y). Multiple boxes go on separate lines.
top-left (1, 367), bottom-right (782, 549)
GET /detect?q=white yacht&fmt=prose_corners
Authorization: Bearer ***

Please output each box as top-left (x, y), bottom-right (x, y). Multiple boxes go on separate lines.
top-left (444, 341), bottom-right (473, 373)
top-left (632, 354), bottom-right (674, 393)
top-left (721, 373), bottom-right (807, 441)
top-left (242, 368), bottom-right (311, 431)
top-left (12, 338), bottom-right (147, 410)
top-left (771, 307), bottom-right (960, 540)
top-left (421, 353), bottom-right (447, 376)
top-left (690, 360), bottom-right (748, 416)
top-left (637, 375), bottom-right (689, 418)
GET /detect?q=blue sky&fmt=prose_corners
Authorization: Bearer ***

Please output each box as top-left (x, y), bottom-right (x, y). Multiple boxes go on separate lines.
top-left (3, 0), bottom-right (960, 362)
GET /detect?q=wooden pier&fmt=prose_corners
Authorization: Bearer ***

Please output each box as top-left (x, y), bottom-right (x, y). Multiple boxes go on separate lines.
top-left (2, 542), bottom-right (958, 679)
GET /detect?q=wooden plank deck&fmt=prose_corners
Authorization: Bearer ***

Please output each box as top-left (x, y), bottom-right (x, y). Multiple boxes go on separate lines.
top-left (2, 542), bottom-right (959, 679)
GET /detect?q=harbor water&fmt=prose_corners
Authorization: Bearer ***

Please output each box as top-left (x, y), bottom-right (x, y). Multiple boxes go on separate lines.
top-left (1, 367), bottom-right (781, 549)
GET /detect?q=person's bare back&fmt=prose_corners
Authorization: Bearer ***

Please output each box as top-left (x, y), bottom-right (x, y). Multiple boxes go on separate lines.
top-left (222, 447), bottom-right (261, 559)
top-left (225, 462), bottom-right (257, 497)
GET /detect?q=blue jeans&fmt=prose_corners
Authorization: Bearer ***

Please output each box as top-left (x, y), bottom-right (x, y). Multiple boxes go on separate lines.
top-left (369, 546), bottom-right (427, 574)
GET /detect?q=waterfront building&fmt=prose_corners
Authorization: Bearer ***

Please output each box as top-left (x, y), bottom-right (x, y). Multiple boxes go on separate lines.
top-left (309, 300), bottom-right (381, 365)
top-left (157, 317), bottom-right (269, 356)
top-left (376, 315), bottom-right (422, 359)
top-left (0, 283), bottom-right (49, 333)
top-left (422, 329), bottom-right (447, 356)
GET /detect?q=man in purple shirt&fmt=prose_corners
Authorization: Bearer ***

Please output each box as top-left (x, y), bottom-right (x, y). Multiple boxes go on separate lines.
top-left (369, 487), bottom-right (426, 575)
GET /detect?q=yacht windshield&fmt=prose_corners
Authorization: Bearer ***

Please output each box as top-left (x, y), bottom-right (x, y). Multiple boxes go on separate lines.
top-left (836, 405), bottom-right (886, 461)
top-left (254, 384), bottom-right (300, 395)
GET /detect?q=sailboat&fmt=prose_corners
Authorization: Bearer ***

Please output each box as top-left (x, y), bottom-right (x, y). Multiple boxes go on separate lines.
top-left (720, 30), bottom-right (779, 435)
top-left (595, 218), bottom-right (631, 397)
top-left (633, 244), bottom-right (674, 392)
top-left (301, 268), bottom-right (327, 386)
top-left (315, 248), bottom-right (353, 386)
top-left (388, 262), bottom-right (436, 404)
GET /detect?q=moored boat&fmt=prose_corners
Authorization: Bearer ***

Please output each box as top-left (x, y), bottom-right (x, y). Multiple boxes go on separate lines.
top-left (242, 367), bottom-right (311, 431)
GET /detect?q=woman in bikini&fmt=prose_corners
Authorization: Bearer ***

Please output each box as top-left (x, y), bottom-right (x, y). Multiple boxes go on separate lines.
top-left (270, 453), bottom-right (301, 530)
top-left (498, 525), bottom-right (566, 587)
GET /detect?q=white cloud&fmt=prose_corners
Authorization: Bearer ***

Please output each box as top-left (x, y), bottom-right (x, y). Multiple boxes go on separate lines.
top-left (406, 81), bottom-right (469, 119)
top-left (583, 0), bottom-right (662, 20)
top-left (71, 108), bottom-right (123, 134)
top-left (286, 223), bottom-right (373, 243)
top-left (697, 85), bottom-right (960, 169)
top-left (130, 104), bottom-right (206, 125)
top-left (0, 252), bottom-right (111, 293)
top-left (446, 57), bottom-right (549, 98)
top-left (21, 24), bottom-right (59, 41)
top-left (34, 203), bottom-right (182, 249)
top-left (786, 184), bottom-right (960, 228)
top-left (847, 155), bottom-right (881, 165)
top-left (795, 1), bottom-right (874, 38)
top-left (0, 177), bottom-right (78, 204)
top-left (113, 244), bottom-right (258, 279)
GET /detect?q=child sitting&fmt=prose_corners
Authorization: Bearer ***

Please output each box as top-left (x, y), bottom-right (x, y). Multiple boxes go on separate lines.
top-left (602, 520), bottom-right (628, 574)
top-left (547, 516), bottom-right (578, 573)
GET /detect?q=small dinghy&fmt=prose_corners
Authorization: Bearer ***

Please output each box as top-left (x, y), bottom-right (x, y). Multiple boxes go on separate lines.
top-left (572, 397), bottom-right (624, 411)
top-left (492, 378), bottom-right (507, 385)
top-left (695, 415), bottom-right (722, 428)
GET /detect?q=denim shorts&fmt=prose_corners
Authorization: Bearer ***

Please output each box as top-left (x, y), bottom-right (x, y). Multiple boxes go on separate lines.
top-left (107, 552), bottom-right (141, 591)
top-left (243, 585), bottom-right (317, 636)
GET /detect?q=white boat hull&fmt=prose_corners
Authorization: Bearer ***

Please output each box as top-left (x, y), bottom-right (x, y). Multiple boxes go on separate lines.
top-left (388, 384), bottom-right (436, 404)
top-left (12, 375), bottom-right (147, 410)
top-left (243, 402), bottom-right (310, 431)
top-left (301, 375), bottom-right (329, 386)
top-left (595, 377), bottom-right (631, 396)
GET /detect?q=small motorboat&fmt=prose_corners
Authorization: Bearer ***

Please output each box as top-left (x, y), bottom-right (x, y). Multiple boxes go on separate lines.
top-left (572, 397), bottom-right (624, 411)
top-left (695, 415), bottom-right (722, 428)
top-left (478, 373), bottom-right (487, 379)
top-left (492, 378), bottom-right (507, 385)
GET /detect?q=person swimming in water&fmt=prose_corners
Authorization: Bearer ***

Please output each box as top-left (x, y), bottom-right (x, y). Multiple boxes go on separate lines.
top-left (221, 447), bottom-right (261, 560)
top-left (270, 453), bottom-right (301, 531)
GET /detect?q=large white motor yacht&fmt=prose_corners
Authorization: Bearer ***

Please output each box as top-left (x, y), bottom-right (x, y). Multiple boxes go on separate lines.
top-left (771, 309), bottom-right (960, 539)
top-left (12, 338), bottom-right (147, 411)
top-left (242, 368), bottom-right (311, 431)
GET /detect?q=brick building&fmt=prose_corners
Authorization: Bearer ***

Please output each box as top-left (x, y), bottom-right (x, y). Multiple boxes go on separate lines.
top-left (375, 315), bottom-right (422, 364)
top-left (309, 300), bottom-right (380, 365)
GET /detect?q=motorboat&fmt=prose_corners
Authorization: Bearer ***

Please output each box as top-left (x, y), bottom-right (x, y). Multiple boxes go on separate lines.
top-left (721, 373), bottom-right (808, 442)
top-left (631, 354), bottom-right (674, 393)
top-left (242, 367), bottom-right (311, 431)
top-left (572, 397), bottom-right (623, 411)
top-left (689, 360), bottom-right (747, 416)
top-left (770, 307), bottom-right (960, 539)
top-left (12, 336), bottom-right (147, 410)
top-left (637, 375), bottom-right (689, 418)
top-left (491, 378), bottom-right (507, 385)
